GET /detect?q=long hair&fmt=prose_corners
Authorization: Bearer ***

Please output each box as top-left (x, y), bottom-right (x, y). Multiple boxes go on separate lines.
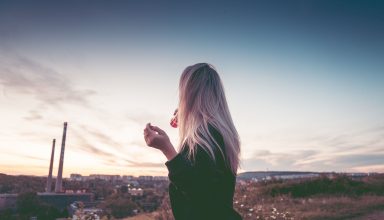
top-left (178, 63), bottom-right (240, 174)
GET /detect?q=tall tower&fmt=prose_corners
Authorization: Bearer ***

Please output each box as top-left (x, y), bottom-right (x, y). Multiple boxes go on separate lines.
top-left (55, 122), bottom-right (67, 193)
top-left (46, 139), bottom-right (55, 193)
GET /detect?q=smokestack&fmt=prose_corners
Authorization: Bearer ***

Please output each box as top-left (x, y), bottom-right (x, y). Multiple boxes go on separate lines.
top-left (46, 139), bottom-right (55, 193)
top-left (55, 122), bottom-right (67, 193)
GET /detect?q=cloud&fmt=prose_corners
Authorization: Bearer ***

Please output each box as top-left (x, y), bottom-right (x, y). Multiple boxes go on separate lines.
top-left (271, 125), bottom-right (384, 171)
top-left (0, 54), bottom-right (96, 108)
top-left (70, 126), bottom-right (163, 170)
top-left (23, 110), bottom-right (43, 121)
top-left (242, 149), bottom-right (319, 171)
top-left (296, 152), bottom-right (384, 173)
top-left (76, 124), bottom-right (148, 153)
top-left (126, 111), bottom-right (170, 128)
top-left (19, 154), bottom-right (46, 161)
top-left (0, 53), bottom-right (166, 173)
top-left (124, 159), bottom-right (164, 168)
top-left (243, 124), bottom-right (384, 172)
top-left (73, 133), bottom-right (118, 160)
top-left (243, 149), bottom-right (384, 172)
top-left (351, 164), bottom-right (384, 173)
top-left (102, 158), bottom-right (164, 168)
top-left (331, 153), bottom-right (384, 167)
top-left (309, 125), bottom-right (384, 151)
top-left (79, 125), bottom-right (123, 150)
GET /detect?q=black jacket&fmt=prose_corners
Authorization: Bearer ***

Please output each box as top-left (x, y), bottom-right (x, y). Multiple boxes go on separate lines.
top-left (165, 128), bottom-right (243, 220)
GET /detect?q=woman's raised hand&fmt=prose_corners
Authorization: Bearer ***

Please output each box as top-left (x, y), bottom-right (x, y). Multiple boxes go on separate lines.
top-left (143, 123), bottom-right (177, 160)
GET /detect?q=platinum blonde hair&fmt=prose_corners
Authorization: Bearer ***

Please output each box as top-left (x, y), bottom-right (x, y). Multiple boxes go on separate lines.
top-left (178, 63), bottom-right (241, 174)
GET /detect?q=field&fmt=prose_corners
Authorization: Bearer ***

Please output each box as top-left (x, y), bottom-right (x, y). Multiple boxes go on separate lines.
top-left (128, 174), bottom-right (384, 220)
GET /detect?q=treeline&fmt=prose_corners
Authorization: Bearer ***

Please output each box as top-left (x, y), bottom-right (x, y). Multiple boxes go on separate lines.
top-left (0, 192), bottom-right (66, 220)
top-left (0, 174), bottom-right (46, 194)
top-left (99, 186), bottom-right (164, 218)
top-left (261, 174), bottom-right (384, 198)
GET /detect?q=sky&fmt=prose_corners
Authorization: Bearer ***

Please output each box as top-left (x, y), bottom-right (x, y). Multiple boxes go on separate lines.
top-left (0, 0), bottom-right (383, 177)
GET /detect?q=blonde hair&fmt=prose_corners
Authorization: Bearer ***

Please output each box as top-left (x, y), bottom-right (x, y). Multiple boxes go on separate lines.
top-left (178, 63), bottom-right (240, 174)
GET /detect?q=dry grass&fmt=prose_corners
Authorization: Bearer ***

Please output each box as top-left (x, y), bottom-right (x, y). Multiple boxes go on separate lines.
top-left (148, 194), bottom-right (384, 220)
top-left (232, 175), bottom-right (384, 219)
top-left (123, 175), bottom-right (384, 220)
top-left (233, 195), bottom-right (384, 220)
top-left (121, 213), bottom-right (157, 220)
top-left (119, 195), bottom-right (384, 220)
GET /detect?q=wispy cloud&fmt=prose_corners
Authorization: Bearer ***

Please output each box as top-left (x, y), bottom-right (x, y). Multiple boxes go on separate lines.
top-left (242, 149), bottom-right (319, 171)
top-left (72, 132), bottom-right (118, 160)
top-left (79, 125), bottom-right (123, 150)
top-left (125, 157), bottom-right (164, 168)
top-left (245, 125), bottom-right (384, 172)
top-left (126, 111), bottom-right (170, 128)
top-left (20, 154), bottom-right (47, 162)
top-left (0, 54), bottom-right (96, 108)
top-left (69, 125), bottom-right (162, 169)
top-left (103, 158), bottom-right (163, 168)
top-left (75, 124), bottom-right (148, 153)
top-left (331, 153), bottom-right (384, 167)
top-left (23, 110), bottom-right (43, 121)
top-left (308, 125), bottom-right (384, 151)
top-left (0, 52), bottom-right (165, 172)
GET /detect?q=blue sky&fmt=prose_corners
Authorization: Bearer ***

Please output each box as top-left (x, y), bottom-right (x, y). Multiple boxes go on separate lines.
top-left (0, 0), bottom-right (383, 176)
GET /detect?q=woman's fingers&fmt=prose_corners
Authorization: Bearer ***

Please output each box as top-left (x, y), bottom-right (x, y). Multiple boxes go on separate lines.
top-left (150, 125), bottom-right (166, 135)
top-left (145, 123), bottom-right (166, 136)
top-left (145, 123), bottom-right (156, 135)
top-left (143, 131), bottom-right (152, 145)
top-left (143, 122), bottom-right (171, 151)
top-left (144, 123), bottom-right (157, 146)
top-left (145, 123), bottom-right (152, 132)
top-left (144, 134), bottom-right (152, 143)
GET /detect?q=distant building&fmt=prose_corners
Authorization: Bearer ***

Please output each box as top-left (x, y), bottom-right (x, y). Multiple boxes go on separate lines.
top-left (68, 201), bottom-right (102, 219)
top-left (89, 174), bottom-right (120, 181)
top-left (65, 189), bottom-right (87, 194)
top-left (238, 171), bottom-right (323, 182)
top-left (127, 180), bottom-right (140, 187)
top-left (274, 173), bottom-right (320, 180)
top-left (138, 176), bottom-right (153, 181)
top-left (347, 173), bottom-right (368, 177)
top-left (153, 176), bottom-right (168, 181)
top-left (128, 188), bottom-right (143, 196)
top-left (122, 175), bottom-right (135, 181)
top-left (0, 194), bottom-right (17, 211)
top-left (70, 174), bottom-right (83, 181)
top-left (68, 174), bottom-right (168, 182)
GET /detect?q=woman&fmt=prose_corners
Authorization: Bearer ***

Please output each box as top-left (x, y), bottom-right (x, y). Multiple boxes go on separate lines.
top-left (144, 63), bottom-right (242, 220)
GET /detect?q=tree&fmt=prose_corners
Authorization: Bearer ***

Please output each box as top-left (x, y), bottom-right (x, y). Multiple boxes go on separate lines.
top-left (17, 192), bottom-right (62, 219)
top-left (17, 192), bottom-right (40, 216)
top-left (103, 197), bottom-right (138, 218)
top-left (120, 185), bottom-right (128, 194)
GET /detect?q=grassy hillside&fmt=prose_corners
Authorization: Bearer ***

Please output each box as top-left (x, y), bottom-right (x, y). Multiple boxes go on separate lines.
top-left (154, 174), bottom-right (384, 220)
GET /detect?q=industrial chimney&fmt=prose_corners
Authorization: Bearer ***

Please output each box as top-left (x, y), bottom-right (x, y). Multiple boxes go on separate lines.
top-left (55, 122), bottom-right (67, 193)
top-left (46, 139), bottom-right (55, 193)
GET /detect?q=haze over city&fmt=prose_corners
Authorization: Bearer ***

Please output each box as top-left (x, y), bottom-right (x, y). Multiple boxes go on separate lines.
top-left (1, 1), bottom-right (383, 177)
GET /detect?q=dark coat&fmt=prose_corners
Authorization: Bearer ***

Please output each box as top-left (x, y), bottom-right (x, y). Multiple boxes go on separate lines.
top-left (165, 128), bottom-right (243, 220)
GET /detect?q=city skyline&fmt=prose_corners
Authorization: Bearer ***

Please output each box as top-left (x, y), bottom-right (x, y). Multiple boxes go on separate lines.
top-left (1, 1), bottom-right (383, 177)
